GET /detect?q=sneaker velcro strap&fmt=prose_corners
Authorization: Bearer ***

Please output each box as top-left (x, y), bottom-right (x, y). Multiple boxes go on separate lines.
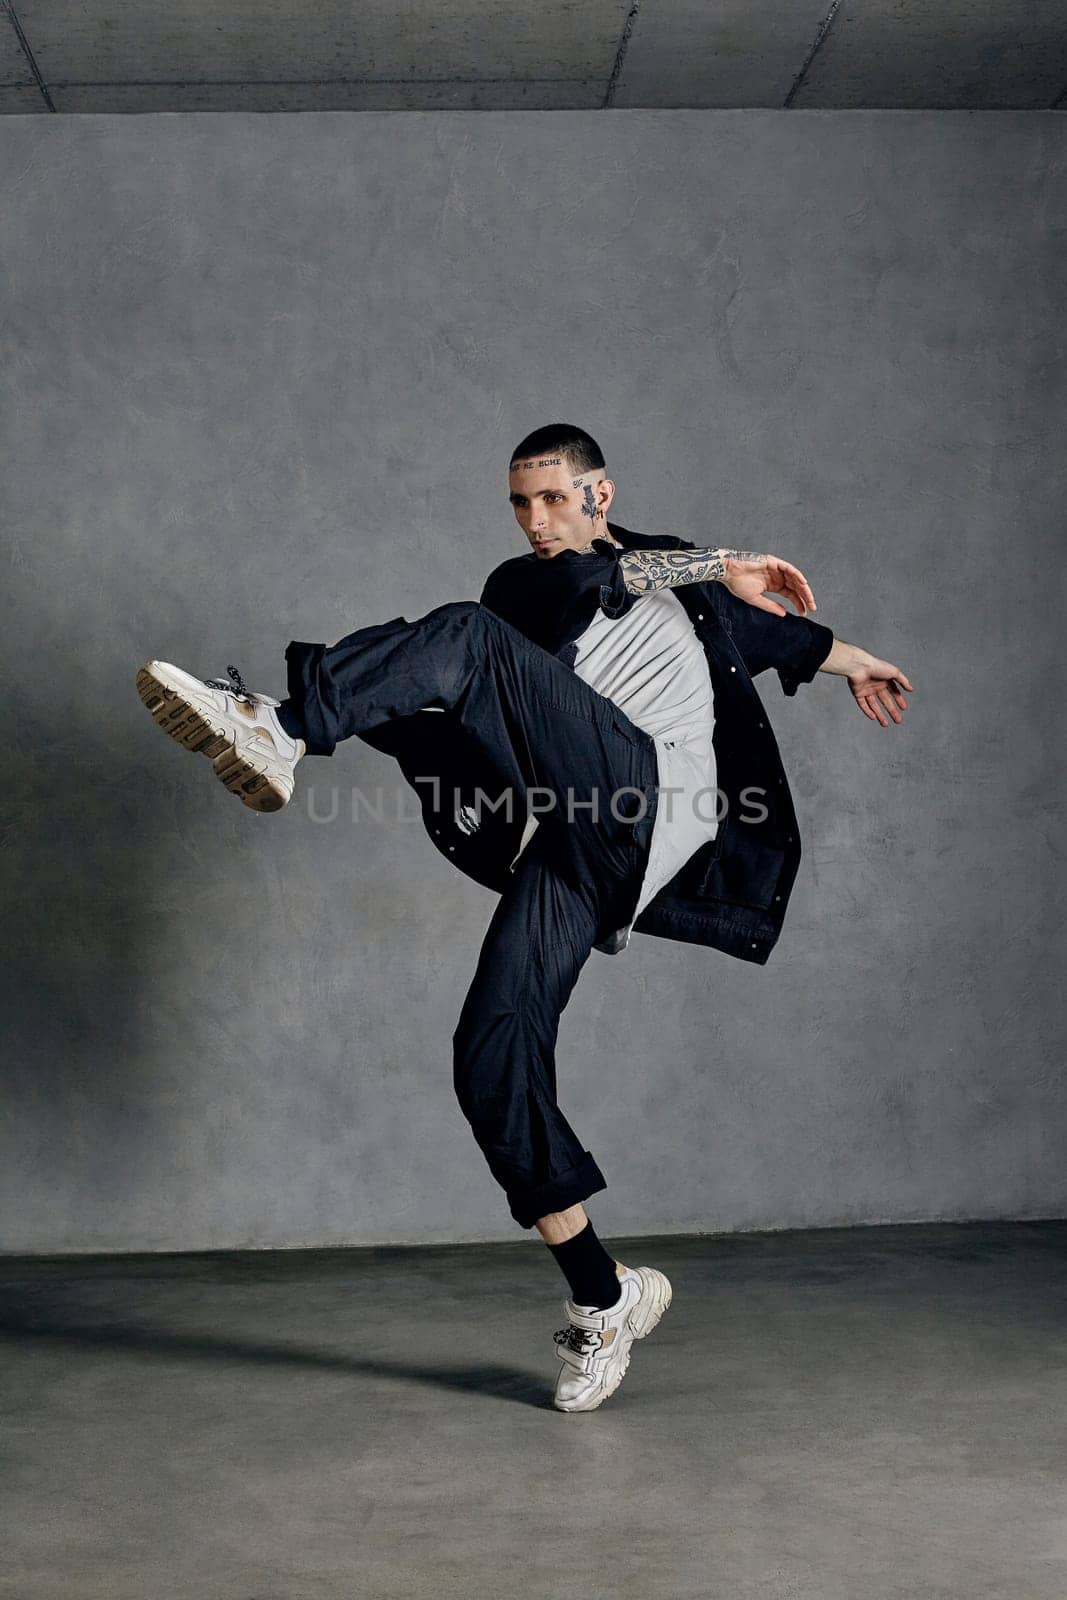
top-left (564, 1303), bottom-right (607, 1331)
top-left (554, 1342), bottom-right (596, 1373)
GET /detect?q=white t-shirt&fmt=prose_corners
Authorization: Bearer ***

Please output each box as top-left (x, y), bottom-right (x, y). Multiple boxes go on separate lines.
top-left (572, 587), bottom-right (718, 952)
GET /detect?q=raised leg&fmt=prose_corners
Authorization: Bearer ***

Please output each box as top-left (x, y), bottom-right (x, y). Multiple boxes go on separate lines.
top-left (282, 601), bottom-right (659, 905)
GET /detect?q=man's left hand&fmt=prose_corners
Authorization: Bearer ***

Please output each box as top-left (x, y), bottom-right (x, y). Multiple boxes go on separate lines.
top-left (722, 550), bottom-right (818, 617)
top-left (847, 654), bottom-right (914, 726)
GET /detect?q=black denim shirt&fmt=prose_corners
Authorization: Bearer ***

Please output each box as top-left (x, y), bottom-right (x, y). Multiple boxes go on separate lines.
top-left (362, 519), bottom-right (834, 965)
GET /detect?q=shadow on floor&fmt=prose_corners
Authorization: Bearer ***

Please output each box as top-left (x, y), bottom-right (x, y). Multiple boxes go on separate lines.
top-left (0, 1304), bottom-right (555, 1407)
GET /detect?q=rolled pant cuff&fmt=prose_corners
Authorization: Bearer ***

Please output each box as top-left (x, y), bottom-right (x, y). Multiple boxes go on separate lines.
top-left (284, 640), bottom-right (337, 758)
top-left (508, 1150), bottom-right (607, 1230)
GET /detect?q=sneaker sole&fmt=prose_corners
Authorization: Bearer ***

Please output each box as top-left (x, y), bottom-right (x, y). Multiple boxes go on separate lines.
top-left (554, 1266), bottom-right (673, 1413)
top-left (135, 661), bottom-right (294, 814)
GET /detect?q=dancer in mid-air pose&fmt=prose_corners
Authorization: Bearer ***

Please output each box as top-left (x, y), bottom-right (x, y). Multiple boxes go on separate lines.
top-left (136, 422), bottom-right (913, 1411)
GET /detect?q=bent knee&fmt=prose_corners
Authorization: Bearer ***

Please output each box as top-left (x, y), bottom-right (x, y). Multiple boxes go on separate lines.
top-left (452, 1015), bottom-right (520, 1112)
top-left (451, 1044), bottom-right (493, 1123)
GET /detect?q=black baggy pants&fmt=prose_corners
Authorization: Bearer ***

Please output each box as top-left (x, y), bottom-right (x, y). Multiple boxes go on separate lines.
top-left (283, 601), bottom-right (659, 1228)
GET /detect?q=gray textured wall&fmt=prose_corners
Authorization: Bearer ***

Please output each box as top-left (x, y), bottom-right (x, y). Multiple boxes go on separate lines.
top-left (2, 111), bottom-right (1063, 1253)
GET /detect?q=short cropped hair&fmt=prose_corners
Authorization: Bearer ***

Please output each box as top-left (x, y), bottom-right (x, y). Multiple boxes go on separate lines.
top-left (509, 423), bottom-right (605, 477)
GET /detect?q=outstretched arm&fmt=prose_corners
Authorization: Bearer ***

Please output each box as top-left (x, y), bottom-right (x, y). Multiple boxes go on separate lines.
top-left (599, 528), bottom-right (915, 722)
top-left (817, 637), bottom-right (915, 727)
top-left (614, 544), bottom-right (818, 618)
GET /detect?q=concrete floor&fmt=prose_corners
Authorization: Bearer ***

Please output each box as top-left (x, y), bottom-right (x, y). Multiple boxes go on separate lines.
top-left (1, 1221), bottom-right (1064, 1600)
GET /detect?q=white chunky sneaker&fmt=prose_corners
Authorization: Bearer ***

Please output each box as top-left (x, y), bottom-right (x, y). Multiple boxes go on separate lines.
top-left (135, 660), bottom-right (305, 813)
top-left (552, 1262), bottom-right (672, 1413)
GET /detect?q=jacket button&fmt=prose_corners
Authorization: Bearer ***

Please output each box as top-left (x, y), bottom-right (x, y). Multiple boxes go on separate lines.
top-left (751, 942), bottom-right (757, 949)
top-left (730, 665), bottom-right (736, 673)
top-left (758, 721), bottom-right (764, 729)
top-left (786, 835), bottom-right (793, 843)
top-left (448, 845), bottom-right (455, 852)
top-left (774, 895), bottom-right (781, 902)
top-left (697, 613), bottom-right (704, 621)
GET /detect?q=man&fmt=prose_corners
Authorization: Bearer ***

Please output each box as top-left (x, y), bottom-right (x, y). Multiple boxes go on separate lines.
top-left (136, 423), bottom-right (913, 1412)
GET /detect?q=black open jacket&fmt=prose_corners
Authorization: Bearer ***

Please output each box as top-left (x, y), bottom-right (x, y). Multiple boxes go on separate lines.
top-left (362, 519), bottom-right (834, 965)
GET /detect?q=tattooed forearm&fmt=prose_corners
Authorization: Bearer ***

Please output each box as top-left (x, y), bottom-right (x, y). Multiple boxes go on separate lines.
top-left (617, 547), bottom-right (766, 595)
top-left (618, 548), bottom-right (726, 592)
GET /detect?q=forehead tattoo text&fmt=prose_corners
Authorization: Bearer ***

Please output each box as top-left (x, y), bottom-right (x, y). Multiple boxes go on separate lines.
top-left (514, 458), bottom-right (562, 469)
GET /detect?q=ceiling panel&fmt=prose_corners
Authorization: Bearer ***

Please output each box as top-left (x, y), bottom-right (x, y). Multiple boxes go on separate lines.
top-left (2, 12), bottom-right (32, 85)
top-left (614, 0), bottom-right (832, 108)
top-left (0, 84), bottom-right (47, 110)
top-left (50, 79), bottom-right (607, 112)
top-left (15, 0), bottom-right (628, 89)
top-left (2, 0), bottom-right (1065, 112)
top-left (792, 0), bottom-right (1067, 108)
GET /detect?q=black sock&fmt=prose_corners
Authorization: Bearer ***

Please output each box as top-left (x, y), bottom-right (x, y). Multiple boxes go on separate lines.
top-left (275, 698), bottom-right (306, 741)
top-left (546, 1220), bottom-right (621, 1310)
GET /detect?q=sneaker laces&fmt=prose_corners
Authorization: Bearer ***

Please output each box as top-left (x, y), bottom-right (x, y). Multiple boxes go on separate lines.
top-left (553, 1322), bottom-right (604, 1357)
top-left (205, 664), bottom-right (253, 701)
